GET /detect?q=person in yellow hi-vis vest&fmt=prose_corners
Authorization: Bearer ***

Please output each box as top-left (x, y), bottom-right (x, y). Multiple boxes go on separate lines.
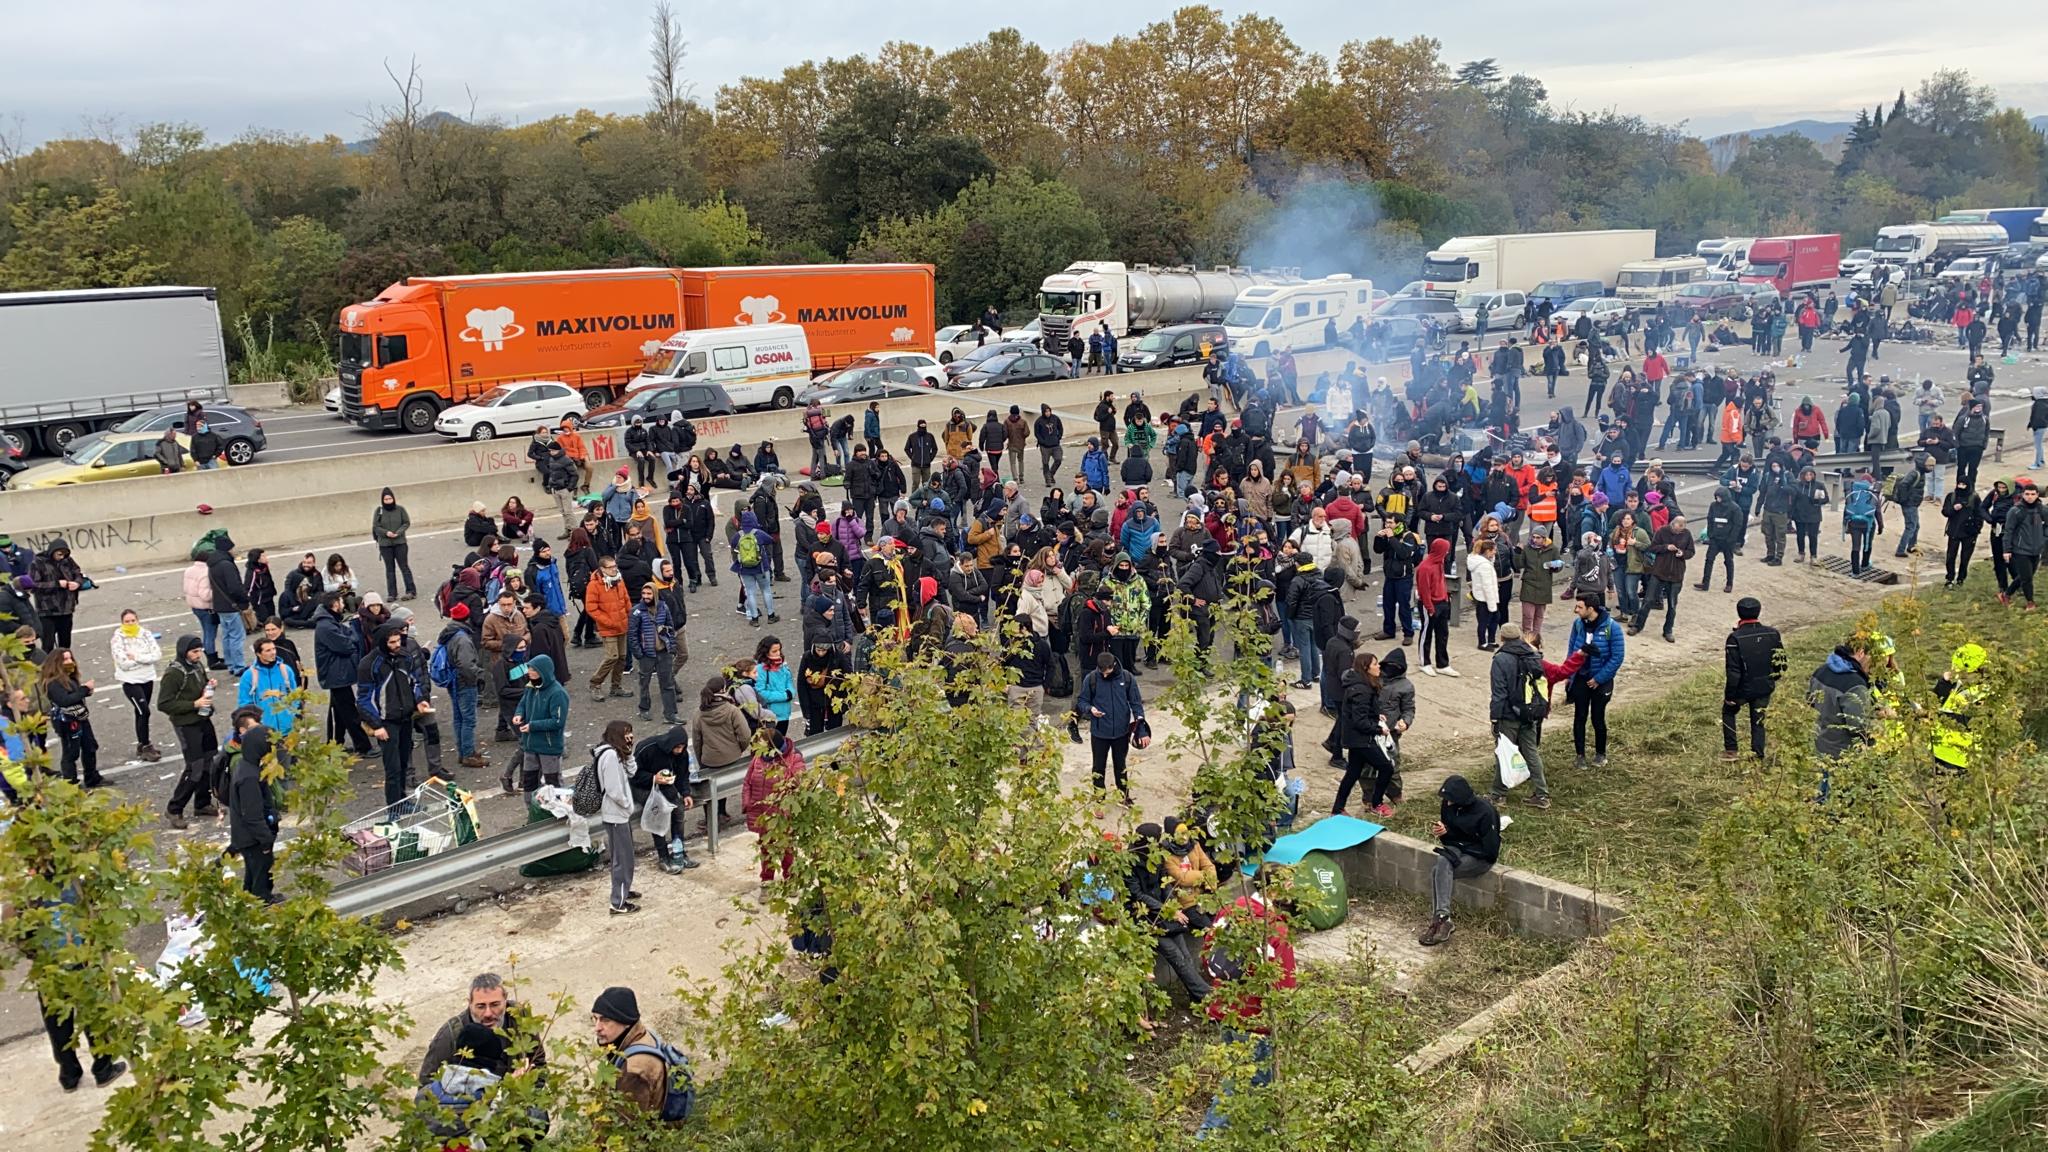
top-left (1931, 642), bottom-right (1987, 771)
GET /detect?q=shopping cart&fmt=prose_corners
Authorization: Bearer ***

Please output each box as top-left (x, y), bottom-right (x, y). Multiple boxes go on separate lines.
top-left (343, 777), bottom-right (483, 875)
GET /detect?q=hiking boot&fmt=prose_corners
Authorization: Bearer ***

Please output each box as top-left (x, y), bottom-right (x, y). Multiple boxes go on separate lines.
top-left (1418, 915), bottom-right (1454, 947)
top-left (500, 768), bottom-right (516, 793)
top-left (1692, 582), bottom-right (1708, 592)
top-left (92, 1061), bottom-right (127, 1088)
top-left (163, 812), bottom-right (188, 831)
top-left (1372, 630), bottom-right (1396, 641)
top-left (1523, 794), bottom-right (1552, 810)
top-left (1721, 749), bottom-right (1740, 761)
top-left (459, 754), bottom-right (489, 769)
top-left (137, 742), bottom-right (162, 763)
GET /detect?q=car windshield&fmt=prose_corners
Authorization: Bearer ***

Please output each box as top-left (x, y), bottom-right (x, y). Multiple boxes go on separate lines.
top-left (1563, 297), bottom-right (1604, 312)
top-left (962, 345), bottom-right (1011, 364)
top-left (1874, 234), bottom-right (1919, 252)
top-left (976, 355), bottom-right (1022, 374)
top-left (1848, 249), bottom-right (1873, 259)
top-left (1134, 331), bottom-right (1173, 352)
top-left (1616, 270), bottom-right (1663, 287)
top-left (1674, 284), bottom-right (1719, 299)
top-left (1453, 293), bottom-right (1493, 309)
top-left (1421, 256), bottom-right (1472, 281)
top-left (642, 348), bottom-right (687, 376)
top-left (339, 332), bottom-right (372, 366)
top-left (1531, 282), bottom-right (1576, 299)
top-left (111, 410), bottom-right (165, 432)
top-left (936, 325), bottom-right (968, 342)
top-left (1223, 302), bottom-right (1270, 328)
top-left (1039, 292), bottom-right (1082, 316)
top-left (470, 386), bottom-right (517, 408)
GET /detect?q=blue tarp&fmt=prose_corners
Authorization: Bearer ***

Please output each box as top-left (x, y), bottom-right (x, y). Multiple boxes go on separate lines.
top-left (1246, 814), bottom-right (1383, 875)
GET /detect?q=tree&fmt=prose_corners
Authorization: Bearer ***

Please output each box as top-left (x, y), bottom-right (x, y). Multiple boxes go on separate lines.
top-left (645, 0), bottom-right (692, 136)
top-left (856, 170), bottom-right (1104, 322)
top-left (936, 29), bottom-right (1055, 168)
top-left (684, 630), bottom-right (1159, 1151)
top-left (0, 183), bottom-right (165, 290)
top-left (811, 75), bottom-right (991, 253)
top-left (1838, 108), bottom-right (1879, 177)
top-left (614, 191), bottom-right (757, 264)
top-left (1455, 58), bottom-right (1501, 88)
top-left (1910, 69), bottom-right (1995, 140)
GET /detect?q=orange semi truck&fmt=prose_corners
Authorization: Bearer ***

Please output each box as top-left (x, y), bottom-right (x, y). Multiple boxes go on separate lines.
top-left (337, 263), bottom-right (934, 432)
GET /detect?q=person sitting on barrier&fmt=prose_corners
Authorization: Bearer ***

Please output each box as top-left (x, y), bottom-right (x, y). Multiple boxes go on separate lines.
top-left (1124, 821), bottom-right (1211, 1005)
top-left (417, 972), bottom-right (550, 1084)
top-left (1418, 774), bottom-right (1500, 948)
top-left (633, 723), bottom-right (700, 874)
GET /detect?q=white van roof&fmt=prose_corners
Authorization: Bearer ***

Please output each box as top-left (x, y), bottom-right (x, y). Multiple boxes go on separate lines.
top-left (657, 321), bottom-right (806, 351)
top-left (1621, 255), bottom-right (1708, 268)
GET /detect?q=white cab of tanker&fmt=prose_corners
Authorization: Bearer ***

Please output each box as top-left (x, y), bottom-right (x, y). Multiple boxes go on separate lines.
top-left (1032, 260), bottom-right (1298, 352)
top-left (1866, 222), bottom-right (2010, 280)
top-left (1221, 276), bottom-right (1376, 357)
top-left (1418, 230), bottom-right (1656, 299)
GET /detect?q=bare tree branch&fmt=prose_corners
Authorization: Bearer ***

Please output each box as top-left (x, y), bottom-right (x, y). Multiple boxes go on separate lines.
top-left (647, 0), bottom-right (691, 135)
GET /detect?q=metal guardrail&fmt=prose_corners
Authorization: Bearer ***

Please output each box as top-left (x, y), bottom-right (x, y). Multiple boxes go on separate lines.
top-left (325, 727), bottom-right (858, 919)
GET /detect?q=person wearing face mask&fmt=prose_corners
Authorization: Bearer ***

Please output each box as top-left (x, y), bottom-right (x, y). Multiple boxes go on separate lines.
top-left (585, 557), bottom-right (633, 701)
top-left (593, 720), bottom-right (642, 914)
top-left (2001, 478), bottom-right (2046, 609)
top-left (357, 622), bottom-right (431, 808)
top-left (39, 649), bottom-right (102, 788)
top-left (371, 487), bottom-right (418, 602)
top-left (510, 654), bottom-right (569, 794)
top-left (110, 608), bottom-right (165, 763)
top-left (188, 417), bottom-right (223, 470)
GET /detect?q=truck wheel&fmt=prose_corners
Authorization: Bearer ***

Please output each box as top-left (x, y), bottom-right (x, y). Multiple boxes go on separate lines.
top-left (581, 387), bottom-right (611, 409)
top-left (224, 438), bottom-right (257, 465)
top-left (399, 399), bottom-right (440, 434)
top-left (41, 422), bottom-right (89, 453)
top-left (771, 387), bottom-right (795, 410)
top-left (469, 423), bottom-right (497, 442)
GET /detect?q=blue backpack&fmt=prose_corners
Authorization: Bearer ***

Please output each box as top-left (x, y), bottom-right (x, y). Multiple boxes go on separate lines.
top-left (1844, 485), bottom-right (1878, 526)
top-left (427, 642), bottom-right (457, 689)
top-left (617, 1036), bottom-right (695, 1122)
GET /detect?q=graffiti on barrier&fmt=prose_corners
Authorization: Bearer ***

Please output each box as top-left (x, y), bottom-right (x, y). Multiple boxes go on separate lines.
top-left (18, 517), bottom-right (163, 559)
top-left (470, 446), bottom-right (526, 475)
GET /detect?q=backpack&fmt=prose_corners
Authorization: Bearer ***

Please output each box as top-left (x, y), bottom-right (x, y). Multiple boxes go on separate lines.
top-left (190, 528), bottom-right (229, 562)
top-left (736, 531), bottom-right (763, 568)
top-left (427, 641), bottom-right (457, 689)
top-left (1120, 455), bottom-right (1152, 484)
top-left (571, 751), bottom-right (606, 817)
top-left (1845, 485), bottom-right (1878, 526)
top-left (1511, 663), bottom-right (1550, 724)
top-left (616, 1036), bottom-right (696, 1123)
top-left (433, 578), bottom-right (457, 617)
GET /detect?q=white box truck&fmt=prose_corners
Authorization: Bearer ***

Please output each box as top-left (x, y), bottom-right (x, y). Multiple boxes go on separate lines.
top-left (0, 286), bottom-right (231, 456)
top-left (1419, 230), bottom-right (1656, 299)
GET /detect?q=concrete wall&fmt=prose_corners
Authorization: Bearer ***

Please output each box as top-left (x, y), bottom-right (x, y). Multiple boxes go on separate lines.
top-left (1334, 830), bottom-right (1624, 941)
top-left (4, 366), bottom-right (1227, 572)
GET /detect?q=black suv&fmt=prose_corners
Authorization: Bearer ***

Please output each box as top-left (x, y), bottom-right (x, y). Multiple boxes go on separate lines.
top-left (1117, 323), bottom-right (1229, 371)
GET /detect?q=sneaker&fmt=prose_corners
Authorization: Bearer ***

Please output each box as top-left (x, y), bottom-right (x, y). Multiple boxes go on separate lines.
top-left (92, 1062), bottom-right (128, 1088)
top-left (1523, 794), bottom-right (1552, 809)
top-left (1372, 630), bottom-right (1396, 641)
top-left (1292, 680), bottom-right (1312, 689)
top-left (1418, 914), bottom-right (1454, 947)
top-left (1371, 802), bottom-right (1395, 818)
top-left (163, 812), bottom-right (188, 830)
top-left (1721, 749), bottom-right (1740, 761)
top-left (1592, 754), bottom-right (1608, 768)
top-left (1439, 666), bottom-right (1462, 678)
top-left (628, 889), bottom-right (644, 900)
top-left (609, 903), bottom-right (640, 915)
top-left (1575, 754), bottom-right (1588, 769)
top-left (460, 754), bottom-right (489, 769)
top-left (138, 743), bottom-right (162, 763)
top-left (592, 691), bottom-right (609, 702)
top-left (766, 613), bottom-right (781, 623)
top-left (1422, 664), bottom-right (1438, 677)
top-left (676, 855), bottom-right (701, 870)
top-left (749, 616), bottom-right (761, 627)
top-left (1401, 634), bottom-right (1414, 646)
top-left (1999, 592), bottom-right (2011, 606)
top-left (638, 710), bottom-right (653, 721)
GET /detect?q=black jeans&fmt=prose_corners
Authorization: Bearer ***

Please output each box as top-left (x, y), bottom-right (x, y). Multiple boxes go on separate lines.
top-left (379, 543), bottom-right (416, 598)
top-left (1632, 576), bottom-right (1680, 638)
top-left (1699, 543), bottom-right (1735, 588)
top-left (1795, 519), bottom-right (1820, 559)
top-left (328, 683), bottom-right (374, 753)
top-left (166, 721), bottom-right (218, 816)
top-left (2012, 553), bottom-right (2041, 605)
top-left (1722, 696), bottom-right (1769, 756)
top-left (1946, 534), bottom-right (1977, 584)
top-left (1423, 603), bottom-right (1451, 669)
top-left (57, 717), bottom-right (100, 786)
top-left (1573, 681), bottom-right (1611, 756)
top-left (241, 844), bottom-right (275, 900)
top-left (380, 717), bottom-right (416, 807)
top-left (122, 681), bottom-right (153, 745)
top-left (1091, 734), bottom-right (1132, 800)
top-left (1956, 446), bottom-right (1984, 491)
top-left (40, 993), bottom-right (117, 1088)
top-left (40, 613), bottom-right (73, 653)
top-left (1332, 742), bottom-right (1396, 814)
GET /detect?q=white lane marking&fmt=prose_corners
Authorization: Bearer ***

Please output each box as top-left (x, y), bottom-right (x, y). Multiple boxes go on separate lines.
top-left (90, 526), bottom-right (469, 585)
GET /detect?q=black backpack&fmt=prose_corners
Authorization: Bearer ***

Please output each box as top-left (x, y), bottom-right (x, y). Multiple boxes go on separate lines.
top-left (1511, 662), bottom-right (1550, 724)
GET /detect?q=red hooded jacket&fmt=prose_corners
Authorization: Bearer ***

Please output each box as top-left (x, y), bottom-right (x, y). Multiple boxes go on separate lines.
top-left (1416, 538), bottom-right (1451, 613)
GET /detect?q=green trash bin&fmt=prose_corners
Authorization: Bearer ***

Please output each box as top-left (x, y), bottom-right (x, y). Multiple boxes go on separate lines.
top-left (1295, 850), bottom-right (1349, 931)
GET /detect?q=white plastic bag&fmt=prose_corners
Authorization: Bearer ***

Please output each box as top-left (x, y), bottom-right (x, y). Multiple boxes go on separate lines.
top-left (1495, 732), bottom-right (1530, 790)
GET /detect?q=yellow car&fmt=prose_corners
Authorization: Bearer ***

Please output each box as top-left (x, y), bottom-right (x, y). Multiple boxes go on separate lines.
top-left (10, 431), bottom-right (192, 489)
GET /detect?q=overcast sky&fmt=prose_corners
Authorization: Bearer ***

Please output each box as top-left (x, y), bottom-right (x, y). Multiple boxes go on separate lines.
top-left (10, 1), bottom-right (2046, 147)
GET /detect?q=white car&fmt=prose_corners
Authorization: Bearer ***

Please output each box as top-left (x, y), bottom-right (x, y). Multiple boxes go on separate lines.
top-left (852, 350), bottom-right (947, 387)
top-left (1936, 256), bottom-right (1996, 284)
top-left (1552, 296), bottom-right (1630, 334)
top-left (324, 386), bottom-right (342, 416)
top-left (1453, 290), bottom-right (1526, 332)
top-left (935, 324), bottom-right (980, 364)
top-left (433, 380), bottom-right (585, 441)
top-left (1838, 248), bottom-right (1875, 277)
top-left (1001, 317), bottom-right (1042, 344)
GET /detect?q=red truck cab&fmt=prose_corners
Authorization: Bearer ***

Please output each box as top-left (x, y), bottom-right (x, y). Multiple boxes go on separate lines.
top-left (1738, 235), bottom-right (1840, 296)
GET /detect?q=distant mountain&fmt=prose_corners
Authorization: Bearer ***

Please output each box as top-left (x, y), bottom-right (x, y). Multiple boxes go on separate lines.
top-left (2034, 115), bottom-right (2048, 133)
top-left (1706, 119), bottom-right (1853, 170)
top-left (344, 109), bottom-right (468, 155)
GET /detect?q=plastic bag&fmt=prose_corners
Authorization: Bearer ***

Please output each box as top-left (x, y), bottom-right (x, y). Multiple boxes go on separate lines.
top-left (1495, 732), bottom-right (1529, 790)
top-left (641, 786), bottom-right (677, 836)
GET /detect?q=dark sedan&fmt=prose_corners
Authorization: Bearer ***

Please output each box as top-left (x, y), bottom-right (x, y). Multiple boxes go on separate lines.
top-left (943, 340), bottom-right (1040, 379)
top-left (65, 403), bottom-right (267, 465)
top-left (946, 352), bottom-right (1072, 390)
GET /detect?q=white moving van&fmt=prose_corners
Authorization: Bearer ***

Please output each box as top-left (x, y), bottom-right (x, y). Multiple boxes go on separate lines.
top-left (632, 322), bottom-right (813, 410)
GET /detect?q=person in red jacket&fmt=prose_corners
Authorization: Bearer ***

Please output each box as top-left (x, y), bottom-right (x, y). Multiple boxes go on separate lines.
top-left (742, 725), bottom-right (807, 883)
top-left (1415, 538), bottom-right (1455, 677)
top-left (1196, 893), bottom-right (1297, 1134)
top-left (1642, 349), bottom-right (1668, 388)
top-left (1788, 395), bottom-right (1829, 449)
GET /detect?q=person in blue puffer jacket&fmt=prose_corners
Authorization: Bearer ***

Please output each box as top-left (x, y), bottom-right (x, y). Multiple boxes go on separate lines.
top-left (752, 635), bottom-right (796, 726)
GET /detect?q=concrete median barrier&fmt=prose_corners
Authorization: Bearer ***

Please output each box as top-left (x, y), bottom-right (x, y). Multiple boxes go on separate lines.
top-left (4, 363), bottom-right (1266, 571)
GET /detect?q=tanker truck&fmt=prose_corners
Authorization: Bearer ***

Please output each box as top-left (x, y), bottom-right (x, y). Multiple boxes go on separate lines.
top-left (1030, 261), bottom-right (1299, 352)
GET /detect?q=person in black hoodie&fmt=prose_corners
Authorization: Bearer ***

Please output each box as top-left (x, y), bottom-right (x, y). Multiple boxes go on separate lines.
top-left (226, 711), bottom-right (280, 900)
top-left (1721, 597), bottom-right (1786, 760)
top-left (1332, 651), bottom-right (1399, 817)
top-left (1372, 521), bottom-right (1423, 642)
top-left (205, 532), bottom-right (251, 675)
top-left (1419, 774), bottom-right (1500, 947)
top-left (1695, 486), bottom-right (1743, 593)
top-left (1941, 478), bottom-right (1985, 588)
top-left (1124, 822), bottom-right (1209, 1003)
top-left (630, 724), bottom-right (699, 873)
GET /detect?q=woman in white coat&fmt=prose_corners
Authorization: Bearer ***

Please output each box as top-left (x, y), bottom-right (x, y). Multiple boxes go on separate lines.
top-left (109, 608), bottom-right (165, 762)
top-left (1466, 538), bottom-right (1501, 651)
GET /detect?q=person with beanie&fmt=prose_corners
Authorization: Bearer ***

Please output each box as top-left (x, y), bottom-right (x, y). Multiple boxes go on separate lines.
top-left (1487, 622), bottom-right (1549, 809)
top-left (1419, 774), bottom-right (1500, 947)
top-left (357, 621), bottom-right (430, 808)
top-left (1076, 650), bottom-right (1145, 803)
top-left (372, 487), bottom-right (418, 601)
top-left (158, 635), bottom-right (218, 829)
top-left (437, 600), bottom-right (488, 769)
top-left (1722, 597), bottom-right (1786, 761)
top-left (590, 986), bottom-right (670, 1116)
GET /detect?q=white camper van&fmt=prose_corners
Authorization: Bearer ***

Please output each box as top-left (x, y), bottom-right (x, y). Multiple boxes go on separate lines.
top-left (1221, 275), bottom-right (1376, 356)
top-left (632, 322), bottom-right (813, 410)
top-left (1614, 256), bottom-right (1710, 310)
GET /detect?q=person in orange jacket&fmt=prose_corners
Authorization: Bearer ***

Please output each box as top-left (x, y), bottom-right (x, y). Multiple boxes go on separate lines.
top-left (583, 556), bottom-right (632, 699)
top-left (1715, 398), bottom-right (1746, 469)
top-left (558, 417), bottom-right (591, 494)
